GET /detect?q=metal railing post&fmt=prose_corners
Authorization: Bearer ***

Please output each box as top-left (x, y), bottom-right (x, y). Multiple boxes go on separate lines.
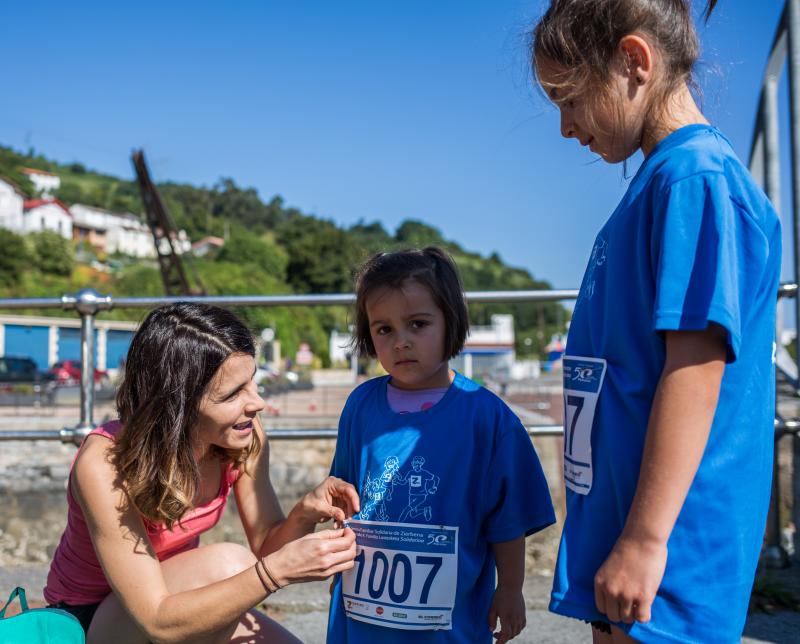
top-left (61, 289), bottom-right (113, 445)
top-left (762, 72), bottom-right (790, 568)
top-left (789, 0), bottom-right (800, 564)
top-left (765, 427), bottom-right (790, 567)
top-left (79, 309), bottom-right (95, 432)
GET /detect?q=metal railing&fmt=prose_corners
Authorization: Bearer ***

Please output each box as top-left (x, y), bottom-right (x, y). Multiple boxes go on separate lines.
top-left (0, 287), bottom-right (578, 444)
top-left (749, 0), bottom-right (800, 566)
top-left (1, 285), bottom-right (799, 568)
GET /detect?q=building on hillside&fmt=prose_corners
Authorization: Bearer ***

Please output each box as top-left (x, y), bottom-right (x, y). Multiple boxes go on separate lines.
top-left (21, 168), bottom-right (61, 197)
top-left (0, 177), bottom-right (26, 232)
top-left (108, 215), bottom-right (157, 257)
top-left (0, 314), bottom-right (138, 375)
top-left (328, 314), bottom-right (516, 379)
top-left (157, 229), bottom-right (192, 255)
top-left (451, 314), bottom-right (515, 379)
top-left (22, 199), bottom-right (73, 240)
top-left (70, 203), bottom-right (109, 251)
top-left (71, 203), bottom-right (192, 257)
top-left (329, 328), bottom-right (354, 365)
top-left (191, 236), bottom-right (225, 257)
top-left (71, 203), bottom-right (155, 257)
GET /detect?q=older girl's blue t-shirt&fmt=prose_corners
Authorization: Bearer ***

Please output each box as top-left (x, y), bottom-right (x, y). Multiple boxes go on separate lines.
top-left (551, 125), bottom-right (781, 643)
top-left (327, 372), bottom-right (555, 643)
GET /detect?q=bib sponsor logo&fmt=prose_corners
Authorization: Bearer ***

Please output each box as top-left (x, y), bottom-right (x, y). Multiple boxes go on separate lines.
top-left (427, 533), bottom-right (449, 547)
top-left (572, 366), bottom-right (597, 383)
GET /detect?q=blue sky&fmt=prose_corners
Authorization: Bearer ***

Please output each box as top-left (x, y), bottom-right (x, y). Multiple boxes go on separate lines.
top-left (0, 1), bottom-right (790, 294)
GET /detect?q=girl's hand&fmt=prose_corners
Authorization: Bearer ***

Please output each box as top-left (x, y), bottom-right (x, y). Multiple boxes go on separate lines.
top-left (488, 584), bottom-right (526, 643)
top-left (264, 527), bottom-right (357, 586)
top-left (294, 476), bottom-right (361, 527)
top-left (593, 535), bottom-right (667, 624)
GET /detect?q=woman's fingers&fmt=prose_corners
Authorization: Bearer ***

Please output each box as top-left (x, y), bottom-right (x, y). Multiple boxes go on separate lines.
top-left (324, 477), bottom-right (361, 514)
top-left (304, 528), bottom-right (356, 577)
top-left (306, 478), bottom-right (360, 522)
top-left (332, 479), bottom-right (361, 514)
top-left (307, 527), bottom-right (356, 552)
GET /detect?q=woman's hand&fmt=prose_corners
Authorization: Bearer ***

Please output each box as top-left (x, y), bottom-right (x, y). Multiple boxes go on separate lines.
top-left (293, 476), bottom-right (360, 528)
top-left (264, 527), bottom-right (357, 586)
top-left (593, 535), bottom-right (667, 624)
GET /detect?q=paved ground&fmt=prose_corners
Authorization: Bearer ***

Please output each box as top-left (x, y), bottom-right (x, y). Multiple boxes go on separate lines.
top-left (2, 384), bottom-right (798, 642)
top-left (3, 565), bottom-right (798, 643)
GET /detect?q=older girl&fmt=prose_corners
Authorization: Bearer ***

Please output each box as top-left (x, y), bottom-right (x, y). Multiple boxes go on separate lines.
top-left (532, 1), bottom-right (781, 642)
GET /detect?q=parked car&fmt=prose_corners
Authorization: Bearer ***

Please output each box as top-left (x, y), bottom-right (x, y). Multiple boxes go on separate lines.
top-left (0, 356), bottom-right (47, 384)
top-left (47, 360), bottom-right (109, 386)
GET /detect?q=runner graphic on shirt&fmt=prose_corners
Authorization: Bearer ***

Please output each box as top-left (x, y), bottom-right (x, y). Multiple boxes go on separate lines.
top-left (576, 235), bottom-right (607, 312)
top-left (396, 456), bottom-right (440, 522)
top-left (360, 456), bottom-right (401, 521)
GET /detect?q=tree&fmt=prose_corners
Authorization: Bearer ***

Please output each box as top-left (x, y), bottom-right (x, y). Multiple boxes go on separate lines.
top-left (0, 229), bottom-right (32, 287)
top-left (348, 220), bottom-right (394, 255)
top-left (210, 178), bottom-right (279, 232)
top-left (216, 234), bottom-right (288, 281)
top-left (277, 214), bottom-right (362, 293)
top-left (29, 230), bottom-right (74, 276)
top-left (395, 219), bottom-right (447, 248)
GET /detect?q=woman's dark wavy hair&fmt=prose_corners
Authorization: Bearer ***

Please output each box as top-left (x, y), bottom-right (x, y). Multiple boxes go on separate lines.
top-left (352, 246), bottom-right (469, 360)
top-left (111, 302), bottom-right (261, 529)
top-left (532, 1), bottom-right (718, 142)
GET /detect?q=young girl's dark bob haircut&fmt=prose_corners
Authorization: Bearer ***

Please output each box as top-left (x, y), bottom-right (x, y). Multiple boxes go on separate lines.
top-left (353, 246), bottom-right (469, 360)
top-left (112, 302), bottom-right (261, 528)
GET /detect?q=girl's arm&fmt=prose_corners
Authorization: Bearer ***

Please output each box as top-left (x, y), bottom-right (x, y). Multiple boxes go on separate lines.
top-left (594, 325), bottom-right (727, 625)
top-left (234, 423), bottom-right (359, 557)
top-left (74, 437), bottom-right (356, 643)
top-left (489, 536), bottom-right (526, 644)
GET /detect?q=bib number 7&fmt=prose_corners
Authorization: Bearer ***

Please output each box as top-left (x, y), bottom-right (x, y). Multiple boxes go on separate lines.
top-left (562, 356), bottom-right (607, 495)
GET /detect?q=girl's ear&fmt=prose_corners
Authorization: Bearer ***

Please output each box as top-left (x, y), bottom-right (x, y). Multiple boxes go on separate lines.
top-left (618, 34), bottom-right (653, 87)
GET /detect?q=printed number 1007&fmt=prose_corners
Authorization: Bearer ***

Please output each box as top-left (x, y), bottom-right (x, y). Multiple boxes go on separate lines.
top-left (351, 548), bottom-right (442, 604)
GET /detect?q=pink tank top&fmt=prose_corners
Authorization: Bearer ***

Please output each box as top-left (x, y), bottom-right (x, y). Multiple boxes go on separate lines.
top-left (44, 420), bottom-right (240, 606)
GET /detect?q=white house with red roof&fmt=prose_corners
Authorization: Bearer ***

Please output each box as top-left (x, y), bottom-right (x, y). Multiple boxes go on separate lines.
top-left (0, 178), bottom-right (26, 232)
top-left (22, 199), bottom-right (73, 240)
top-left (21, 167), bottom-right (61, 198)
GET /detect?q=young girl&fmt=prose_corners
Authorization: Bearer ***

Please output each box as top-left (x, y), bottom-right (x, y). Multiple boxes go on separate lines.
top-left (44, 302), bottom-right (359, 643)
top-left (326, 247), bottom-right (556, 643)
top-left (532, 1), bottom-right (781, 642)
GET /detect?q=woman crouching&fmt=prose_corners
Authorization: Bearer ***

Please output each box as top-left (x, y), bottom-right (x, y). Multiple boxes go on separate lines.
top-left (44, 302), bottom-right (358, 643)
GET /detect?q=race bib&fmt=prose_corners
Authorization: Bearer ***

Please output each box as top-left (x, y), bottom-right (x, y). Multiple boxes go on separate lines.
top-left (341, 520), bottom-right (458, 630)
top-left (562, 356), bottom-right (607, 495)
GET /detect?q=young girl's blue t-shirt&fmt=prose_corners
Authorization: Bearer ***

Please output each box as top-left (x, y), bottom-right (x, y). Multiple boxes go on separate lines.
top-left (327, 372), bottom-right (555, 643)
top-left (551, 125), bottom-right (781, 643)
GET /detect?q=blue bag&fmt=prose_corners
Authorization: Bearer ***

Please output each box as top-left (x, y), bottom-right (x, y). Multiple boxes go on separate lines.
top-left (0, 587), bottom-right (84, 643)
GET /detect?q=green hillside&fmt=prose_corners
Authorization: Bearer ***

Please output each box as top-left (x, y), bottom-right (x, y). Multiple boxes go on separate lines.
top-left (0, 145), bottom-right (567, 362)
